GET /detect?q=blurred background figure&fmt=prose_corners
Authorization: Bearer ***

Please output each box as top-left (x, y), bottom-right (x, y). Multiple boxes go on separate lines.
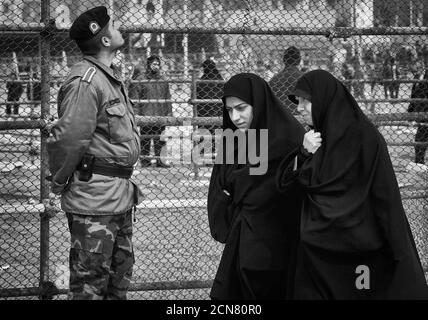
top-left (129, 55), bottom-right (172, 168)
top-left (269, 46), bottom-right (302, 115)
top-left (382, 55), bottom-right (400, 99)
top-left (341, 61), bottom-right (354, 92)
top-left (194, 59), bottom-right (224, 163)
top-left (195, 59), bottom-right (223, 118)
top-left (352, 56), bottom-right (365, 100)
top-left (408, 68), bottom-right (428, 166)
top-left (26, 72), bottom-right (41, 119)
top-left (5, 72), bottom-right (23, 118)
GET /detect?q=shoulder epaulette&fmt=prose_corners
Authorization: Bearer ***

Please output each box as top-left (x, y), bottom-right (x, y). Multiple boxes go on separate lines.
top-left (81, 66), bottom-right (96, 83)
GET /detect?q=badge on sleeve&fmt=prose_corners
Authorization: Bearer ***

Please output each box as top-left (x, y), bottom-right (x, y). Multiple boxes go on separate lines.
top-left (89, 21), bottom-right (100, 34)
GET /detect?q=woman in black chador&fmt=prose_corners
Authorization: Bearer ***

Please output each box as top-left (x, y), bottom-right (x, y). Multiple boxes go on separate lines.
top-left (207, 73), bottom-right (305, 299)
top-left (195, 59), bottom-right (224, 159)
top-left (195, 59), bottom-right (224, 119)
top-left (277, 69), bottom-right (428, 300)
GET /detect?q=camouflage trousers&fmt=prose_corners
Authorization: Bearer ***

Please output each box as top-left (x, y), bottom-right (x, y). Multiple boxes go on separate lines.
top-left (66, 210), bottom-right (134, 300)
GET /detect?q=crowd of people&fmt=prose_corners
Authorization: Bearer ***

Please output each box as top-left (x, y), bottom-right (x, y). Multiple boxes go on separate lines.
top-left (340, 43), bottom-right (428, 101)
top-left (3, 5), bottom-right (427, 301)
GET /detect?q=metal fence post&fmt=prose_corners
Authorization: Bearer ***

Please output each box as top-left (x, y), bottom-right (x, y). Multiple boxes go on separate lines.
top-left (39, 0), bottom-right (55, 300)
top-left (191, 68), bottom-right (199, 180)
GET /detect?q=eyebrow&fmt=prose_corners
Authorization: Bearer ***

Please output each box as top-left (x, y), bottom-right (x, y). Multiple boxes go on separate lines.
top-left (225, 103), bottom-right (247, 109)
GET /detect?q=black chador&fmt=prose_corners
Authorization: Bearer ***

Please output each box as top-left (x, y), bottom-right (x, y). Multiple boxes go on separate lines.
top-left (208, 73), bottom-right (305, 299)
top-left (277, 70), bottom-right (428, 299)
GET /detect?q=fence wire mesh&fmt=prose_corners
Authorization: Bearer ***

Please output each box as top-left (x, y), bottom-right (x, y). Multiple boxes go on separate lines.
top-left (0, 0), bottom-right (427, 300)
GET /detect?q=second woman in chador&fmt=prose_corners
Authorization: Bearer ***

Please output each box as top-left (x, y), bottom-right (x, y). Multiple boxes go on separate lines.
top-left (277, 69), bottom-right (428, 300)
top-left (207, 73), bottom-right (305, 299)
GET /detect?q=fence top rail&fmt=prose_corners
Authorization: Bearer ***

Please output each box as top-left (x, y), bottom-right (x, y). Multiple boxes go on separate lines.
top-left (1, 79), bottom-right (428, 87)
top-left (1, 113), bottom-right (427, 131)
top-left (128, 80), bottom-right (224, 84)
top-left (1, 98), bottom-right (428, 106)
top-left (1, 25), bottom-right (428, 36)
top-left (344, 80), bottom-right (428, 84)
top-left (188, 98), bottom-right (428, 104)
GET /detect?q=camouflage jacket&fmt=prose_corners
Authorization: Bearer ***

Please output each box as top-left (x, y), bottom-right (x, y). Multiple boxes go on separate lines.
top-left (47, 55), bottom-right (143, 215)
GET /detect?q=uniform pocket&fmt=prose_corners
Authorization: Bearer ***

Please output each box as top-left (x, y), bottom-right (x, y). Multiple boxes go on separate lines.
top-left (71, 235), bottom-right (104, 253)
top-left (69, 235), bottom-right (108, 273)
top-left (105, 103), bottom-right (133, 143)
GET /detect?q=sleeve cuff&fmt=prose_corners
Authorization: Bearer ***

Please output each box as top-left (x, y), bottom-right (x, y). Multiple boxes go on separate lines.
top-left (51, 180), bottom-right (67, 195)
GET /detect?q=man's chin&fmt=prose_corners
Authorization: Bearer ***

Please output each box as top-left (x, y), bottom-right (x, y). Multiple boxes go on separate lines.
top-left (114, 40), bottom-right (125, 50)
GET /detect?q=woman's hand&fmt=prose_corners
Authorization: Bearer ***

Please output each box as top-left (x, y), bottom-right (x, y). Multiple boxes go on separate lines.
top-left (303, 130), bottom-right (322, 154)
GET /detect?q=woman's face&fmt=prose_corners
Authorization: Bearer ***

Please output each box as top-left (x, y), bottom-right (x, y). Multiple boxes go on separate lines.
top-left (225, 96), bottom-right (254, 131)
top-left (150, 60), bottom-right (160, 72)
top-left (296, 96), bottom-right (313, 126)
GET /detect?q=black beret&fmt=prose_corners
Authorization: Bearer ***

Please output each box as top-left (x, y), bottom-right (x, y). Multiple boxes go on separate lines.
top-left (69, 6), bottom-right (110, 44)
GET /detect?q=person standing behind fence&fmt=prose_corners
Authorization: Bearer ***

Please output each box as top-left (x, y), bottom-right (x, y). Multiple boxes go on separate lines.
top-left (269, 46), bottom-right (302, 115)
top-left (5, 72), bottom-right (23, 118)
top-left (208, 73), bottom-right (305, 299)
top-left (382, 56), bottom-right (400, 99)
top-left (341, 61), bottom-right (354, 92)
top-left (368, 51), bottom-right (383, 97)
top-left (46, 6), bottom-right (143, 300)
top-left (408, 68), bottom-right (428, 166)
top-left (195, 59), bottom-right (224, 161)
top-left (352, 57), bottom-right (365, 100)
top-left (276, 70), bottom-right (428, 299)
top-left (129, 55), bottom-right (172, 167)
top-left (26, 73), bottom-right (41, 119)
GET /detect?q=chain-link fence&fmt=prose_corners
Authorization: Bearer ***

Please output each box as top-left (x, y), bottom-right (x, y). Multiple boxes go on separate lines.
top-left (0, 0), bottom-right (427, 300)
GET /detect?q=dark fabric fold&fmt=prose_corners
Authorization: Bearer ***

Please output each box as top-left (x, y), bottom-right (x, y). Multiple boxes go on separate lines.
top-left (277, 69), bottom-right (428, 299)
top-left (207, 73), bottom-right (305, 300)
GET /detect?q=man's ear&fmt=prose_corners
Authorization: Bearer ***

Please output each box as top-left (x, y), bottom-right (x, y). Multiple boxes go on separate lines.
top-left (101, 36), bottom-right (111, 47)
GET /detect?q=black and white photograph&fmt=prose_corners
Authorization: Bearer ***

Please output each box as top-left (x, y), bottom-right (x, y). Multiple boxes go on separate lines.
top-left (0, 0), bottom-right (428, 311)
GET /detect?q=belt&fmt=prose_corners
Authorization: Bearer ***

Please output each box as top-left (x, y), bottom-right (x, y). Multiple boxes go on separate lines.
top-left (76, 154), bottom-right (134, 179)
top-left (91, 162), bottom-right (133, 179)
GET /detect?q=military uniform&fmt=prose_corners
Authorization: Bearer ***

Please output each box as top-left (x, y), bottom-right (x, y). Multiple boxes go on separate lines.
top-left (47, 6), bottom-right (143, 300)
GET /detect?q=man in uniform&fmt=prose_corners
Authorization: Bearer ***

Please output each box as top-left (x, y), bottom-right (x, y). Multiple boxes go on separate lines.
top-left (47, 6), bottom-right (143, 300)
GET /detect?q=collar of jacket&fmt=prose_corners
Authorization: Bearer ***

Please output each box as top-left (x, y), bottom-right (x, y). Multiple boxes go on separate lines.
top-left (83, 55), bottom-right (122, 84)
top-left (146, 70), bottom-right (161, 79)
